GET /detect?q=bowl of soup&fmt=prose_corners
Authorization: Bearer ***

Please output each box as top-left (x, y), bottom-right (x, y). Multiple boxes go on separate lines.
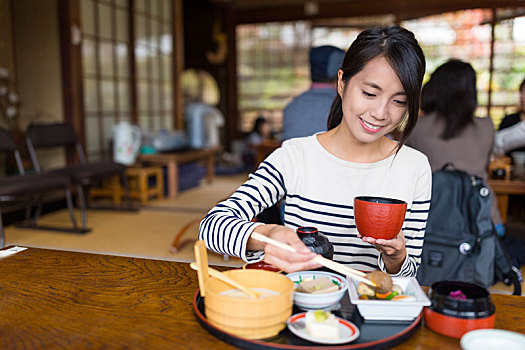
top-left (354, 196), bottom-right (407, 240)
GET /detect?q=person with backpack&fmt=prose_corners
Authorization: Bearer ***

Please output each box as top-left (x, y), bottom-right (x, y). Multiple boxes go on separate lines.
top-left (406, 60), bottom-right (504, 237)
top-left (199, 26), bottom-right (431, 276)
top-left (405, 60), bottom-right (521, 292)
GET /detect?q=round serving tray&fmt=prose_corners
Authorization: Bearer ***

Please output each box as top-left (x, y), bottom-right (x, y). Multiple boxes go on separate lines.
top-left (193, 289), bottom-right (421, 350)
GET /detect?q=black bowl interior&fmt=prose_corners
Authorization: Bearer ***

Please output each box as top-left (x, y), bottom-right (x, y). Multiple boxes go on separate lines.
top-left (355, 196), bottom-right (406, 205)
top-left (428, 281), bottom-right (495, 319)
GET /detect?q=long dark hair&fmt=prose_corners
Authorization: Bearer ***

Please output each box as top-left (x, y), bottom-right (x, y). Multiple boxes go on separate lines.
top-left (251, 116), bottom-right (267, 135)
top-left (421, 59), bottom-right (477, 140)
top-left (326, 25), bottom-right (426, 151)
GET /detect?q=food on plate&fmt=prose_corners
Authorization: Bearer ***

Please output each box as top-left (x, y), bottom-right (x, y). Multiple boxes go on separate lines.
top-left (219, 288), bottom-right (279, 298)
top-left (305, 310), bottom-right (340, 339)
top-left (366, 270), bottom-right (393, 294)
top-left (357, 282), bottom-right (376, 298)
top-left (296, 276), bottom-right (340, 294)
top-left (357, 271), bottom-right (416, 301)
top-left (357, 281), bottom-right (412, 300)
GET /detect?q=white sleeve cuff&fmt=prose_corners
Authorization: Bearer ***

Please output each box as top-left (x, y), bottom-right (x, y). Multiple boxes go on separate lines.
top-left (239, 222), bottom-right (266, 263)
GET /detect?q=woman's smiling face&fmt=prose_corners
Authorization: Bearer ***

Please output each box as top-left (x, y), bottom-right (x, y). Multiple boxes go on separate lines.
top-left (337, 56), bottom-right (408, 145)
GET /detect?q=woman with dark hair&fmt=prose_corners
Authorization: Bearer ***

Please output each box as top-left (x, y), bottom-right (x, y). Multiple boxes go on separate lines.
top-left (200, 26), bottom-right (431, 276)
top-left (246, 116), bottom-right (271, 146)
top-left (242, 116), bottom-right (271, 170)
top-left (407, 59), bottom-right (504, 235)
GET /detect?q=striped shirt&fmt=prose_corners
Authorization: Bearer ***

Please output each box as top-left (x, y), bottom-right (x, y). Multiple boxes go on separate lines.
top-left (199, 135), bottom-right (432, 277)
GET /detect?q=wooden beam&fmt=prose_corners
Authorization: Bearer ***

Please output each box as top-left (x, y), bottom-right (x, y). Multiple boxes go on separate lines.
top-left (225, 4), bottom-right (239, 146)
top-left (128, 0), bottom-right (138, 124)
top-left (232, 0), bottom-right (525, 25)
top-left (173, 0), bottom-right (185, 130)
top-left (57, 0), bottom-right (85, 163)
top-left (487, 7), bottom-right (497, 118)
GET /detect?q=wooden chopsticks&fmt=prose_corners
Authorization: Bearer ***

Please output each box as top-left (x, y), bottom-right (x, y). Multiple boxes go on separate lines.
top-left (190, 262), bottom-right (259, 299)
top-left (251, 232), bottom-right (377, 288)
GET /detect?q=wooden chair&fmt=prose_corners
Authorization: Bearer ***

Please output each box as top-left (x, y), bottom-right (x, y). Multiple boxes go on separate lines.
top-left (0, 127), bottom-right (83, 247)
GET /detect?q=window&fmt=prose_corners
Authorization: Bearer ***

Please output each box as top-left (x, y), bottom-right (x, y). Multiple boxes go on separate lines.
top-left (237, 22), bottom-right (312, 133)
top-left (236, 8), bottom-right (525, 133)
top-left (82, 0), bottom-right (132, 160)
top-left (81, 0), bottom-right (174, 160)
top-left (135, 0), bottom-right (173, 133)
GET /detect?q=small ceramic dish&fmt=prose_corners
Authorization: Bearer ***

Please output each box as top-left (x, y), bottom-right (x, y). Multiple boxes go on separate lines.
top-left (460, 329), bottom-right (525, 350)
top-left (285, 271), bottom-right (348, 310)
top-left (286, 312), bottom-right (360, 345)
top-left (347, 276), bottom-right (430, 321)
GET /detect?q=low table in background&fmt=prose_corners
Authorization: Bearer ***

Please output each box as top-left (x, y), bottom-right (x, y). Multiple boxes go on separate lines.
top-left (1, 247), bottom-right (524, 349)
top-left (139, 147), bottom-right (220, 199)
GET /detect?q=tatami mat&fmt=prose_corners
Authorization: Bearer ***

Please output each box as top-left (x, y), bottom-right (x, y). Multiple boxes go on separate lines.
top-left (4, 174), bottom-right (249, 267)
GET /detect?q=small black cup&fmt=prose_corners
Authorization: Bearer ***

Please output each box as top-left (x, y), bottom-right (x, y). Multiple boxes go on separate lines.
top-left (296, 226), bottom-right (334, 260)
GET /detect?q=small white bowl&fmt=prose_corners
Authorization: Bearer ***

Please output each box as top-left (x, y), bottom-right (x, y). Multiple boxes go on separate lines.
top-left (461, 329), bottom-right (525, 350)
top-left (347, 276), bottom-right (430, 321)
top-left (285, 271), bottom-right (348, 310)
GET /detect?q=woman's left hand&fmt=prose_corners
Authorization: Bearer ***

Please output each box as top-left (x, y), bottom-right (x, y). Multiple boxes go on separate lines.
top-left (357, 230), bottom-right (406, 273)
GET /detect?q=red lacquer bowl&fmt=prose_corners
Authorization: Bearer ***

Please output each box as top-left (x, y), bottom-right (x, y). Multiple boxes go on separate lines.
top-left (354, 196), bottom-right (407, 240)
top-left (424, 281), bottom-right (495, 339)
top-left (243, 261), bottom-right (281, 272)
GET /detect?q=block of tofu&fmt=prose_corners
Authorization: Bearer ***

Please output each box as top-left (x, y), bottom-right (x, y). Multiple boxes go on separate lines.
top-left (305, 310), bottom-right (340, 339)
top-left (297, 277), bottom-right (339, 294)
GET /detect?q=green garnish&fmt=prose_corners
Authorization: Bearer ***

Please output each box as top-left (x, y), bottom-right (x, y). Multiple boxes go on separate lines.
top-left (385, 291), bottom-right (399, 300)
top-left (314, 310), bottom-right (328, 322)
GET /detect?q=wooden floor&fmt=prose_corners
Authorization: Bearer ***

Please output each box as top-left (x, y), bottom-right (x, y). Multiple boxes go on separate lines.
top-left (4, 172), bottom-right (524, 295)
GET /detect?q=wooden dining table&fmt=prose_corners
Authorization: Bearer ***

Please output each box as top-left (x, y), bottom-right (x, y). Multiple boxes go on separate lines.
top-left (1, 246), bottom-right (524, 349)
top-left (488, 178), bottom-right (525, 224)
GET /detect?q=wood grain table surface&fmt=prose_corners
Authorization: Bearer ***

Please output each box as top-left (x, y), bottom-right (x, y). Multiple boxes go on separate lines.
top-left (1, 247), bottom-right (524, 349)
top-left (488, 178), bottom-right (525, 224)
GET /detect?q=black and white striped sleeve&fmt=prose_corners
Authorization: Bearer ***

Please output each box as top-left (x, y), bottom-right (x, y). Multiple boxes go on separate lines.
top-left (378, 159), bottom-right (432, 277)
top-left (199, 153), bottom-right (288, 262)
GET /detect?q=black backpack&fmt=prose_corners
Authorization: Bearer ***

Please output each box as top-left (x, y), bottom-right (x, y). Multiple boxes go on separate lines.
top-left (416, 164), bottom-right (521, 295)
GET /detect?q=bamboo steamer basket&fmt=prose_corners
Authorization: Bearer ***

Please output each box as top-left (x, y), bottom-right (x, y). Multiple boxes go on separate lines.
top-left (203, 269), bottom-right (294, 339)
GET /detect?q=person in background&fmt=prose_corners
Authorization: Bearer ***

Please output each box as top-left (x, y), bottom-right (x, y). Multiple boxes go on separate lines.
top-left (281, 45), bottom-right (345, 141)
top-left (406, 59), bottom-right (505, 236)
top-left (242, 116), bottom-right (271, 170)
top-left (200, 25), bottom-right (430, 275)
top-left (246, 116), bottom-right (271, 147)
top-left (493, 120), bottom-right (525, 156)
top-left (497, 77), bottom-right (525, 156)
top-left (185, 100), bottom-right (224, 149)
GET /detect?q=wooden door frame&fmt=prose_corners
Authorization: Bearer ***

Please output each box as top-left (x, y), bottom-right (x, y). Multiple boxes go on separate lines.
top-left (57, 0), bottom-right (85, 164)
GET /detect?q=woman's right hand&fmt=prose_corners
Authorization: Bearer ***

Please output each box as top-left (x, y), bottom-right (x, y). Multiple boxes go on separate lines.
top-left (248, 224), bottom-right (320, 273)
